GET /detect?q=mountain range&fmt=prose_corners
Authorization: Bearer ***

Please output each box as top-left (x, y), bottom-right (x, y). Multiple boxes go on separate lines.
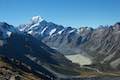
top-left (0, 16), bottom-right (120, 80)
top-left (19, 16), bottom-right (120, 71)
top-left (0, 22), bottom-right (81, 80)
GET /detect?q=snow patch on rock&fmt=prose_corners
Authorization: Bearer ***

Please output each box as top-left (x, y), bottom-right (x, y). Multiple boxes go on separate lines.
top-left (49, 28), bottom-right (56, 36)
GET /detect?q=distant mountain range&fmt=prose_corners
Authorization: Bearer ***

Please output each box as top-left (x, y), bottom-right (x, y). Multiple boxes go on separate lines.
top-left (19, 16), bottom-right (120, 71)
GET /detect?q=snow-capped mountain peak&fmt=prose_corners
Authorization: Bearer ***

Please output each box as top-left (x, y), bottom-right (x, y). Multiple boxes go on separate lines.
top-left (31, 16), bottom-right (43, 23)
top-left (18, 16), bottom-right (44, 32)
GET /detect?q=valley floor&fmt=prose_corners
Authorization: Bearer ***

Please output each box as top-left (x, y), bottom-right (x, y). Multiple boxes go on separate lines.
top-left (65, 54), bottom-right (92, 65)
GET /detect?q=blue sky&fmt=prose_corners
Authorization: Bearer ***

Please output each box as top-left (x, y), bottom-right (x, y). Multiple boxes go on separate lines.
top-left (0, 0), bottom-right (120, 28)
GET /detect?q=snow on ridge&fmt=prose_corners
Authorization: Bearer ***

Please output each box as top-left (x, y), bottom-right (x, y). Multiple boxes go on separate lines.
top-left (6, 31), bottom-right (12, 37)
top-left (68, 29), bottom-right (75, 33)
top-left (49, 28), bottom-right (56, 36)
top-left (27, 16), bottom-right (44, 31)
top-left (28, 30), bottom-right (33, 34)
top-left (58, 29), bottom-right (64, 34)
top-left (19, 27), bottom-right (25, 31)
top-left (41, 27), bottom-right (48, 35)
top-left (32, 16), bottom-right (43, 23)
top-left (28, 22), bottom-right (40, 30)
top-left (0, 25), bottom-right (13, 38)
